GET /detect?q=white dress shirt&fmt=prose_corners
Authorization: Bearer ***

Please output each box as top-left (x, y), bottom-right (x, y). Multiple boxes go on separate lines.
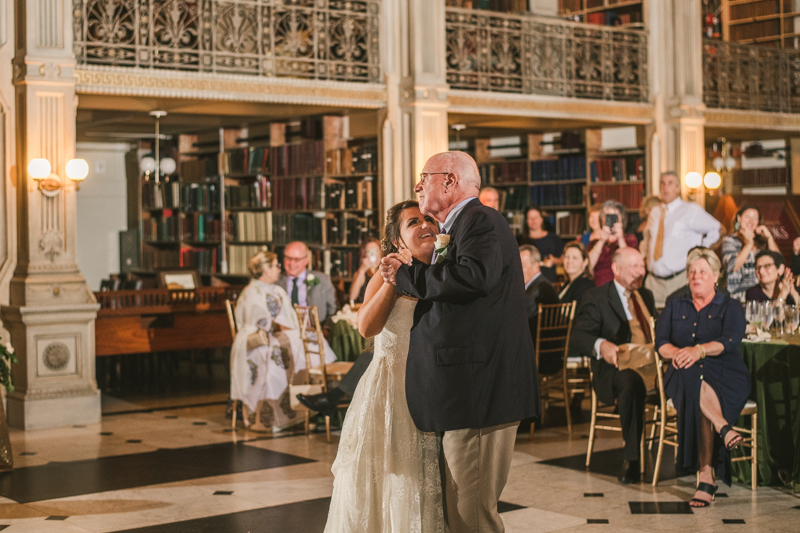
top-left (525, 271), bottom-right (542, 290)
top-left (440, 196), bottom-right (478, 234)
top-left (593, 280), bottom-right (633, 359)
top-left (646, 197), bottom-right (721, 278)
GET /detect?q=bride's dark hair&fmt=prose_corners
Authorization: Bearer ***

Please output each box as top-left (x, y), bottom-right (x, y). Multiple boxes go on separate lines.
top-left (381, 200), bottom-right (420, 256)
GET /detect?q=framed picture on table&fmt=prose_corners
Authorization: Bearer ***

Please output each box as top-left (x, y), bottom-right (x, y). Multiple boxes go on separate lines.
top-left (157, 270), bottom-right (200, 290)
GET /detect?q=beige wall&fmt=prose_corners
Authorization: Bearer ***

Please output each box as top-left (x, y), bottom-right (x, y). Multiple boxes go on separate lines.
top-left (0, 0), bottom-right (16, 329)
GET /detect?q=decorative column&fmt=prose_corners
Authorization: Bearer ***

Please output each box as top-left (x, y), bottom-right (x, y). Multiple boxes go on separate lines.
top-left (1, 0), bottom-right (100, 429)
top-left (649, 0), bottom-right (707, 205)
top-left (381, 0), bottom-right (450, 209)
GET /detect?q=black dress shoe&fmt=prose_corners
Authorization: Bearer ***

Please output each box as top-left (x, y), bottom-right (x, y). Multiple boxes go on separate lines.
top-left (618, 460), bottom-right (641, 484)
top-left (296, 392), bottom-right (337, 419)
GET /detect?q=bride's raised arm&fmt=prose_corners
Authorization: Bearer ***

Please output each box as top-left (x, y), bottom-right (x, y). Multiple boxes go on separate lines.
top-left (357, 271), bottom-right (398, 338)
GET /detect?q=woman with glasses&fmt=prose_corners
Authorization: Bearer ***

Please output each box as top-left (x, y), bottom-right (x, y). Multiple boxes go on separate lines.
top-left (229, 251), bottom-right (310, 432)
top-left (745, 250), bottom-right (799, 304)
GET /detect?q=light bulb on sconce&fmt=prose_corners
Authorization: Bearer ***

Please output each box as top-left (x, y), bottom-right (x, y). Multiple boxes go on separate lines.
top-left (684, 171), bottom-right (703, 190)
top-left (140, 156), bottom-right (157, 175)
top-left (159, 157), bottom-right (177, 175)
top-left (28, 157), bottom-right (89, 197)
top-left (703, 171), bottom-right (722, 191)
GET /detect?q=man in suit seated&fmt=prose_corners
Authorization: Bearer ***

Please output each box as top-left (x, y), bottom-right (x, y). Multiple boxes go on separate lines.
top-left (570, 247), bottom-right (656, 484)
top-left (278, 241), bottom-right (338, 323)
top-left (520, 244), bottom-right (560, 373)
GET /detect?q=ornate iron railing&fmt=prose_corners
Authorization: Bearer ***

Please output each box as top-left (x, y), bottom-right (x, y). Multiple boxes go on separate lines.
top-left (703, 39), bottom-right (800, 113)
top-left (445, 8), bottom-right (648, 102)
top-left (72, 0), bottom-right (381, 83)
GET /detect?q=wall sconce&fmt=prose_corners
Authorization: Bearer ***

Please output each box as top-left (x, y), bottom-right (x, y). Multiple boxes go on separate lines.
top-left (703, 171), bottom-right (722, 191)
top-left (684, 171), bottom-right (702, 190)
top-left (28, 158), bottom-right (89, 197)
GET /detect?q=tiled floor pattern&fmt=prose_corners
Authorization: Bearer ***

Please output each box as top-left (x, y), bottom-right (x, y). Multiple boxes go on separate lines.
top-left (0, 396), bottom-right (795, 532)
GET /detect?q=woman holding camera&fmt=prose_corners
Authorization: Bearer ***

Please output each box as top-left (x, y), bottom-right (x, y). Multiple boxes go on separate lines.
top-left (588, 200), bottom-right (638, 286)
top-left (349, 239), bottom-right (381, 304)
top-left (721, 204), bottom-right (779, 302)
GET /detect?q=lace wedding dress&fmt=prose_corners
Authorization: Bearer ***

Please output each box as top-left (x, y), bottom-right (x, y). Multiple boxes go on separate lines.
top-left (324, 297), bottom-right (446, 533)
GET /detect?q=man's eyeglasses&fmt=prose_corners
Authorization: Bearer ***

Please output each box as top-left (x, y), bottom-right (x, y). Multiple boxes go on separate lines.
top-left (284, 255), bottom-right (307, 263)
top-left (418, 172), bottom-right (450, 187)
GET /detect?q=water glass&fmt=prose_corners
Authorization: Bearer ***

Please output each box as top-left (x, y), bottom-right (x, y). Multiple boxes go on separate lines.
top-left (764, 302), bottom-right (775, 332)
top-left (773, 301), bottom-right (785, 335)
top-left (787, 306), bottom-right (800, 337)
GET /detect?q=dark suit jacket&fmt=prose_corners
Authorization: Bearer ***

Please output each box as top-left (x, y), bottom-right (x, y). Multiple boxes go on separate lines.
top-left (396, 199), bottom-right (540, 432)
top-left (570, 281), bottom-right (656, 406)
top-left (277, 270), bottom-right (337, 323)
top-left (525, 275), bottom-right (559, 373)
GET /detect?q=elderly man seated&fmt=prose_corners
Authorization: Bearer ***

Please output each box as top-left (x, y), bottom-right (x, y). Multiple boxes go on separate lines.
top-left (570, 248), bottom-right (656, 484)
top-left (520, 244), bottom-right (559, 372)
top-left (278, 241), bottom-right (338, 323)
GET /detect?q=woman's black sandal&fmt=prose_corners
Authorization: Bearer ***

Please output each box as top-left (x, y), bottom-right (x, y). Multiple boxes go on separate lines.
top-left (720, 424), bottom-right (743, 450)
top-left (690, 482), bottom-right (718, 507)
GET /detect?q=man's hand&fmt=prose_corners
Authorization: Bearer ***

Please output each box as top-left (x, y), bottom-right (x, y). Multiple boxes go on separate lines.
top-left (599, 340), bottom-right (620, 367)
top-left (380, 255), bottom-right (402, 286)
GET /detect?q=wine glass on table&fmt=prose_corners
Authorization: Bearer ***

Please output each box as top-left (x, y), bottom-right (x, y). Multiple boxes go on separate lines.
top-left (773, 300), bottom-right (785, 336)
top-left (787, 306), bottom-right (800, 338)
top-left (763, 302), bottom-right (775, 334)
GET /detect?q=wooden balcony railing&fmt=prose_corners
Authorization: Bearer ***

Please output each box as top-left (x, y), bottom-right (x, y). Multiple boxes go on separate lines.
top-left (73, 0), bottom-right (381, 83)
top-left (445, 7), bottom-right (648, 102)
top-left (703, 38), bottom-right (800, 113)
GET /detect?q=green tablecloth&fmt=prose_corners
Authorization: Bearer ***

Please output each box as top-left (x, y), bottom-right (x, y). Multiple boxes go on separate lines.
top-left (734, 341), bottom-right (800, 491)
top-left (330, 320), bottom-right (367, 362)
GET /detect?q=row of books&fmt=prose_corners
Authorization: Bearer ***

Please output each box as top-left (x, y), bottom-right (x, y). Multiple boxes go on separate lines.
top-left (530, 184), bottom-right (584, 207)
top-left (142, 212), bottom-right (180, 242)
top-left (590, 156), bottom-right (644, 182)
top-left (325, 145), bottom-right (378, 175)
top-left (226, 177), bottom-right (271, 209)
top-left (499, 186), bottom-right (528, 211)
top-left (179, 246), bottom-right (218, 273)
top-left (270, 141), bottom-right (326, 177)
top-left (182, 183), bottom-right (220, 213)
top-left (557, 213), bottom-right (586, 237)
top-left (229, 211), bottom-right (272, 243)
top-left (272, 177), bottom-right (322, 210)
top-left (183, 213), bottom-right (221, 242)
top-left (142, 180), bottom-right (181, 209)
top-left (591, 182), bottom-right (645, 209)
top-left (531, 156), bottom-right (587, 182)
top-left (729, 20), bottom-right (780, 41)
top-left (228, 244), bottom-right (270, 276)
top-left (270, 212), bottom-right (374, 246)
top-left (180, 157), bottom-right (218, 183)
top-left (732, 167), bottom-right (788, 187)
top-left (479, 162), bottom-right (528, 184)
top-left (223, 146), bottom-right (269, 176)
top-left (141, 249), bottom-right (181, 270)
top-left (334, 179), bottom-right (375, 210)
top-left (730, 2), bottom-right (781, 21)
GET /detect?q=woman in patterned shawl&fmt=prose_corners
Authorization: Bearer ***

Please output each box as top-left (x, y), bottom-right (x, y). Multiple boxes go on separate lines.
top-left (230, 251), bottom-right (335, 431)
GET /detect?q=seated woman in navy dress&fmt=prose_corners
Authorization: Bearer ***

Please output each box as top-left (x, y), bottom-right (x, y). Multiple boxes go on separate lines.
top-left (655, 248), bottom-right (750, 508)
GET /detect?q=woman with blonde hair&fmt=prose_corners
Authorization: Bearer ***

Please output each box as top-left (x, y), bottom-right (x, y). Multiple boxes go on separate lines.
top-left (230, 250), bottom-right (335, 431)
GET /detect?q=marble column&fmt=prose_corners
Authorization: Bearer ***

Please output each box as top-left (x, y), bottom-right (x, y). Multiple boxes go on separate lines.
top-left (1, 0), bottom-right (100, 429)
top-left (381, 0), bottom-right (450, 208)
top-left (649, 0), bottom-right (707, 205)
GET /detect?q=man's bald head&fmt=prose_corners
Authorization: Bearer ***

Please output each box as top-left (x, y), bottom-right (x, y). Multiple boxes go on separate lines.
top-left (611, 247), bottom-right (646, 291)
top-left (425, 151), bottom-right (481, 192)
top-left (416, 151), bottom-right (482, 222)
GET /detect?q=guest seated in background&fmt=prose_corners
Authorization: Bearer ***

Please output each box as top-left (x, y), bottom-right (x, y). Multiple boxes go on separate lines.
top-left (520, 245), bottom-right (559, 371)
top-left (279, 241), bottom-right (338, 322)
top-left (637, 195), bottom-right (662, 260)
top-left (655, 248), bottom-right (750, 507)
top-left (348, 239), bottom-right (381, 304)
top-left (721, 204), bottom-right (779, 302)
top-left (588, 200), bottom-right (638, 287)
top-left (578, 204), bottom-right (604, 248)
top-left (571, 248), bottom-right (656, 484)
top-left (558, 242), bottom-right (595, 306)
top-left (296, 349), bottom-right (374, 419)
top-left (230, 252), bottom-right (303, 431)
top-left (790, 237), bottom-right (800, 277)
top-left (479, 186), bottom-right (500, 211)
top-left (518, 205), bottom-right (564, 282)
top-left (745, 250), bottom-right (798, 304)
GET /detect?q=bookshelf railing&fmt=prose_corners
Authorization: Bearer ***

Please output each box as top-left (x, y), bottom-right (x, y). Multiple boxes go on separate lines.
top-left (445, 7), bottom-right (648, 102)
top-left (703, 39), bottom-right (800, 113)
top-left (73, 0), bottom-right (381, 83)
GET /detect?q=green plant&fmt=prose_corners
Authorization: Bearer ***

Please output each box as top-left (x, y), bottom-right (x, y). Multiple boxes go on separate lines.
top-left (0, 338), bottom-right (18, 394)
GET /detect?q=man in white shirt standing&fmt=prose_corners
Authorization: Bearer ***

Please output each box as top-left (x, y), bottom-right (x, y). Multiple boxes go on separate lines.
top-left (644, 171), bottom-right (721, 307)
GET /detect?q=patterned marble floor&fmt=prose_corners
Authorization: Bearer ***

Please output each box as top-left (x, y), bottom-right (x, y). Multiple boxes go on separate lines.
top-left (0, 395), bottom-right (795, 532)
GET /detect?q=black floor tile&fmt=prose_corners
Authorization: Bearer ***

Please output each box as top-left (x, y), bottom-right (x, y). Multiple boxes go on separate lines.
top-left (0, 526), bottom-right (8, 530)
top-left (213, 491), bottom-right (233, 495)
top-left (46, 516), bottom-right (68, 520)
top-left (18, 452), bottom-right (36, 456)
top-left (722, 519), bottom-right (746, 524)
top-left (716, 492), bottom-right (728, 497)
top-left (497, 501), bottom-right (525, 513)
top-left (584, 492), bottom-right (604, 497)
top-left (112, 497), bottom-right (331, 533)
top-left (0, 442), bottom-right (314, 504)
top-left (587, 518), bottom-right (609, 524)
top-left (100, 432), bottom-right (113, 436)
top-left (629, 501), bottom-right (693, 514)
top-left (539, 446), bottom-right (677, 483)
top-left (126, 439), bottom-right (142, 444)
top-left (192, 422), bottom-right (207, 426)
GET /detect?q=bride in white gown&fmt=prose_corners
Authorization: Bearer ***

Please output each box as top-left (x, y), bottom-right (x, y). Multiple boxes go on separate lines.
top-left (325, 201), bottom-right (446, 533)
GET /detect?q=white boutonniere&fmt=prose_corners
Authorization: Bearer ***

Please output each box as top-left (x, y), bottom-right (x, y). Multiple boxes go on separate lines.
top-left (304, 273), bottom-right (321, 288)
top-left (434, 234), bottom-right (451, 264)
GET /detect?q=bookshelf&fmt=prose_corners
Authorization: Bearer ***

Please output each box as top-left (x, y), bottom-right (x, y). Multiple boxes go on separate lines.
top-left (128, 115), bottom-right (380, 286)
top-left (721, 0), bottom-right (800, 48)
top-left (559, 0), bottom-right (645, 27)
top-left (475, 127), bottom-right (647, 239)
top-left (445, 0), bottom-right (529, 12)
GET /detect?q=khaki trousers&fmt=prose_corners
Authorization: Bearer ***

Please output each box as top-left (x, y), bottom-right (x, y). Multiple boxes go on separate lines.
top-left (644, 271), bottom-right (687, 308)
top-left (441, 421), bottom-right (519, 533)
